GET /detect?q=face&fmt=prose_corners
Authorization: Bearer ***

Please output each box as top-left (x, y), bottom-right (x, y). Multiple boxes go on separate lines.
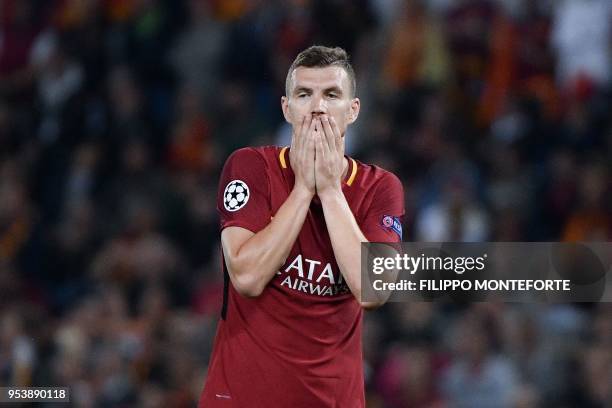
top-left (281, 66), bottom-right (360, 137)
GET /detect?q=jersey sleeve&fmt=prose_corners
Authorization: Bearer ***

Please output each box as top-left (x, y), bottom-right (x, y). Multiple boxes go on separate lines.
top-left (217, 148), bottom-right (271, 233)
top-left (361, 172), bottom-right (405, 243)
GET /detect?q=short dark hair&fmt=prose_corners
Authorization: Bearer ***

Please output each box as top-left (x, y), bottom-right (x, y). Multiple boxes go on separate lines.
top-left (285, 45), bottom-right (356, 97)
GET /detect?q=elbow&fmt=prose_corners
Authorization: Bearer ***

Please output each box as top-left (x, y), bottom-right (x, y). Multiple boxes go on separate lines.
top-left (358, 290), bottom-right (385, 309)
top-left (358, 290), bottom-right (385, 310)
top-left (235, 284), bottom-right (264, 298)
top-left (360, 300), bottom-right (384, 310)
top-left (229, 266), bottom-right (265, 298)
top-left (352, 285), bottom-right (385, 309)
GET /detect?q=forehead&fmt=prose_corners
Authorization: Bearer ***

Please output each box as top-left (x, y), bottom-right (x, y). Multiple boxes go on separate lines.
top-left (290, 66), bottom-right (350, 92)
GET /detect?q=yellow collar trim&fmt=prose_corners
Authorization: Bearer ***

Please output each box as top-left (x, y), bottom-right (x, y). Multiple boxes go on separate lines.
top-left (279, 146), bottom-right (288, 169)
top-left (280, 147), bottom-right (357, 186)
top-left (347, 158), bottom-right (358, 186)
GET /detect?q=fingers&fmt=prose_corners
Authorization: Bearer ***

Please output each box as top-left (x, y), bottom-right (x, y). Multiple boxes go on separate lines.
top-left (314, 118), bottom-right (327, 155)
top-left (306, 117), bottom-right (317, 158)
top-left (291, 115), bottom-right (305, 151)
top-left (329, 116), bottom-right (343, 154)
top-left (320, 115), bottom-right (335, 154)
top-left (314, 129), bottom-right (325, 179)
top-left (299, 115), bottom-right (312, 151)
top-left (305, 115), bottom-right (317, 152)
top-left (322, 115), bottom-right (343, 154)
top-left (293, 114), bottom-right (314, 160)
top-left (290, 115), bottom-right (318, 193)
top-left (302, 114), bottom-right (313, 137)
top-left (306, 118), bottom-right (317, 191)
top-left (302, 116), bottom-right (317, 172)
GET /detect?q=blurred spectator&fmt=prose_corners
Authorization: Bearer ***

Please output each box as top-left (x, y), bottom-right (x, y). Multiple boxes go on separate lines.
top-left (381, 0), bottom-right (450, 92)
top-left (0, 0), bottom-right (45, 96)
top-left (563, 161), bottom-right (612, 241)
top-left (165, 86), bottom-right (216, 174)
top-left (169, 0), bottom-right (227, 109)
top-left (376, 343), bottom-right (445, 407)
top-left (416, 144), bottom-right (489, 241)
top-left (1, 307), bottom-right (37, 386)
top-left (441, 311), bottom-right (519, 407)
top-left (551, 0), bottom-right (612, 91)
top-left (91, 195), bottom-right (180, 287)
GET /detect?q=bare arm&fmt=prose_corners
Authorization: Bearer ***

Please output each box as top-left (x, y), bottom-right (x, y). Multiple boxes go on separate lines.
top-left (314, 115), bottom-right (380, 308)
top-left (315, 115), bottom-right (402, 308)
top-left (222, 187), bottom-right (313, 297)
top-left (318, 189), bottom-right (381, 308)
top-left (223, 115), bottom-right (316, 297)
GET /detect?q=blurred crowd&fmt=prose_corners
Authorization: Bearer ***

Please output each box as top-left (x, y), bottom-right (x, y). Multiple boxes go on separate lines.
top-left (0, 0), bottom-right (611, 406)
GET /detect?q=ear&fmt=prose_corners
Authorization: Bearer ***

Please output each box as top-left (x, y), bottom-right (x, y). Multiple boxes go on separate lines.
top-left (347, 97), bottom-right (360, 125)
top-left (281, 96), bottom-right (291, 124)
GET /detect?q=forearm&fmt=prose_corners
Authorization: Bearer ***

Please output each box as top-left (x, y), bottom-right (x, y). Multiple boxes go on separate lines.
top-left (318, 189), bottom-right (368, 304)
top-left (223, 186), bottom-right (313, 296)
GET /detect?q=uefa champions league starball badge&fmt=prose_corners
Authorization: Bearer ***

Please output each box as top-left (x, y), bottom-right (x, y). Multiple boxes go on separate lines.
top-left (223, 180), bottom-right (250, 211)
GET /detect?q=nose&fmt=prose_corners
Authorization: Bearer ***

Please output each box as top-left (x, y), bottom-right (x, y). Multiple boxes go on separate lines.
top-left (310, 95), bottom-right (327, 115)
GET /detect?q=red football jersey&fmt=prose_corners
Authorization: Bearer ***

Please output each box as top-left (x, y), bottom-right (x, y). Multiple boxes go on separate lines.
top-left (200, 146), bottom-right (404, 407)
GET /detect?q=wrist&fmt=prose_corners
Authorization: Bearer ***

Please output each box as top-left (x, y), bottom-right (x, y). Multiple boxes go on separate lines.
top-left (316, 186), bottom-right (343, 202)
top-left (292, 184), bottom-right (315, 201)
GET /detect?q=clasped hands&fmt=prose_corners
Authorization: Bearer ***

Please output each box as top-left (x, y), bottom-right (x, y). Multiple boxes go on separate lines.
top-left (289, 114), bottom-right (345, 197)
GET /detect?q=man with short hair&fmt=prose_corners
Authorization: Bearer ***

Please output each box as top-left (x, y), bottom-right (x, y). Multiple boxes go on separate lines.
top-left (200, 45), bottom-right (404, 407)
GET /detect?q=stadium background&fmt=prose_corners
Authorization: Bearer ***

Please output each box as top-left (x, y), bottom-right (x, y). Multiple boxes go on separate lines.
top-left (0, 0), bottom-right (611, 406)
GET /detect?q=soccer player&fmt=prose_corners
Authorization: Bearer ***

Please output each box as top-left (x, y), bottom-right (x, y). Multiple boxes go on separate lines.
top-left (200, 45), bottom-right (404, 407)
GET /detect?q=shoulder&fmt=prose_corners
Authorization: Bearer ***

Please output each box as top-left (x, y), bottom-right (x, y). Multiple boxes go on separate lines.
top-left (352, 159), bottom-right (403, 192)
top-left (224, 146), bottom-right (283, 167)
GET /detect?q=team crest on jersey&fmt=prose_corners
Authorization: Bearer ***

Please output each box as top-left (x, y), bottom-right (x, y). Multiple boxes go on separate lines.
top-left (223, 180), bottom-right (250, 211)
top-left (381, 215), bottom-right (402, 239)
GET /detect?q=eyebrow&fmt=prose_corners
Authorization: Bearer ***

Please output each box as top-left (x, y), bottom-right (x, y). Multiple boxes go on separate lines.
top-left (293, 86), bottom-right (344, 95)
top-left (324, 86), bottom-right (343, 95)
top-left (293, 87), bottom-right (311, 95)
